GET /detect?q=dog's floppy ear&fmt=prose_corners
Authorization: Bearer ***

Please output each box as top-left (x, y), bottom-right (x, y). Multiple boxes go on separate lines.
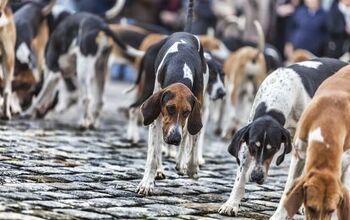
top-left (284, 177), bottom-right (305, 218)
top-left (276, 127), bottom-right (293, 166)
top-left (338, 185), bottom-right (350, 220)
top-left (187, 95), bottom-right (202, 135)
top-left (228, 124), bottom-right (251, 165)
top-left (141, 89), bottom-right (164, 126)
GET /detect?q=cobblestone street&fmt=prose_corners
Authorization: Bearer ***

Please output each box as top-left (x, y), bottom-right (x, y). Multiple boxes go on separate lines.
top-left (0, 82), bottom-right (294, 220)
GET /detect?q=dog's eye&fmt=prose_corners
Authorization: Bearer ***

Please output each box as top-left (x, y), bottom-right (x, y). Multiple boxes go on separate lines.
top-left (166, 106), bottom-right (176, 115)
top-left (182, 110), bottom-right (190, 118)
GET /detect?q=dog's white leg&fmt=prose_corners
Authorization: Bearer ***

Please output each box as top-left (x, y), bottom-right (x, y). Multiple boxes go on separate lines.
top-left (156, 141), bottom-right (166, 180)
top-left (270, 140), bottom-right (307, 220)
top-left (127, 107), bottom-right (140, 143)
top-left (22, 71), bottom-right (61, 117)
top-left (10, 93), bottom-right (22, 115)
top-left (176, 131), bottom-right (188, 175)
top-left (187, 133), bottom-right (200, 178)
top-left (137, 117), bottom-right (162, 195)
top-left (198, 97), bottom-right (210, 165)
top-left (77, 54), bottom-right (96, 129)
top-left (219, 144), bottom-right (251, 216)
top-left (212, 99), bottom-right (225, 135)
top-left (342, 150), bottom-right (350, 188)
top-left (55, 80), bottom-right (75, 113)
top-left (2, 46), bottom-right (15, 120)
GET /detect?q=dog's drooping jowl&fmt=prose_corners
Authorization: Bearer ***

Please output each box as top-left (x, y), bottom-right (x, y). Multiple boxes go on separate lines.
top-left (218, 58), bottom-right (347, 217)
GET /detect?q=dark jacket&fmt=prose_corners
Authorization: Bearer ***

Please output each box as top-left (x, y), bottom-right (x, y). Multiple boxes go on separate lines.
top-left (325, 2), bottom-right (350, 58)
top-left (288, 6), bottom-right (327, 56)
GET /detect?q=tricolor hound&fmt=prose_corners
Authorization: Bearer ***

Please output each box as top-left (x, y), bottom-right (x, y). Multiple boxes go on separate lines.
top-left (218, 58), bottom-right (347, 216)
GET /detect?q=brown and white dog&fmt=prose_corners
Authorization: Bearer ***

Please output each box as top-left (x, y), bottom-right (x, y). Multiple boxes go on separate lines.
top-left (0, 0), bottom-right (15, 119)
top-left (276, 65), bottom-right (350, 220)
top-left (219, 20), bottom-right (267, 138)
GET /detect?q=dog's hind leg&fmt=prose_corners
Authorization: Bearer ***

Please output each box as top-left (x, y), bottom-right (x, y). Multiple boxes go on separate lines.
top-left (137, 117), bottom-right (162, 195)
top-left (77, 54), bottom-right (97, 129)
top-left (270, 139), bottom-right (306, 220)
top-left (198, 98), bottom-right (210, 165)
top-left (219, 144), bottom-right (251, 216)
top-left (127, 107), bottom-right (140, 143)
top-left (2, 39), bottom-right (15, 119)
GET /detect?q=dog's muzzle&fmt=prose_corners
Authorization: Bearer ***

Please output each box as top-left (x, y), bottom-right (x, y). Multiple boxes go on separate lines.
top-left (250, 165), bottom-right (265, 185)
top-left (215, 88), bottom-right (226, 100)
top-left (164, 125), bottom-right (182, 146)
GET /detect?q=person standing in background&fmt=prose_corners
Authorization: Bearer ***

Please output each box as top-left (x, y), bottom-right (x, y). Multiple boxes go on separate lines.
top-left (285, 0), bottom-right (327, 57)
top-left (325, 0), bottom-right (350, 58)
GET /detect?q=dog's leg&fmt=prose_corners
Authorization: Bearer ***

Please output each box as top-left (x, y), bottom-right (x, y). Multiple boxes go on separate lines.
top-left (198, 98), bottom-right (210, 165)
top-left (270, 140), bottom-right (307, 220)
top-left (342, 150), bottom-right (350, 189)
top-left (77, 55), bottom-right (96, 129)
top-left (156, 142), bottom-right (166, 180)
top-left (22, 71), bottom-right (61, 117)
top-left (176, 131), bottom-right (188, 175)
top-left (212, 99), bottom-right (225, 136)
top-left (2, 42), bottom-right (15, 120)
top-left (137, 117), bottom-right (162, 195)
top-left (219, 144), bottom-right (251, 216)
top-left (127, 107), bottom-right (140, 143)
top-left (187, 133), bottom-right (200, 178)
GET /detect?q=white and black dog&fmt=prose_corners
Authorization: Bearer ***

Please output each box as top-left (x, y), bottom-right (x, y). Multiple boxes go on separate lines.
top-left (21, 12), bottom-right (144, 128)
top-left (218, 58), bottom-right (347, 217)
top-left (136, 0), bottom-right (210, 195)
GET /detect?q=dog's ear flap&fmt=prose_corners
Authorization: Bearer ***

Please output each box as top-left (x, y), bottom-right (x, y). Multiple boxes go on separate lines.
top-left (228, 124), bottom-right (251, 165)
top-left (284, 177), bottom-right (305, 218)
top-left (187, 96), bottom-right (202, 135)
top-left (276, 127), bottom-right (293, 166)
top-left (338, 185), bottom-right (350, 220)
top-left (141, 90), bottom-right (164, 126)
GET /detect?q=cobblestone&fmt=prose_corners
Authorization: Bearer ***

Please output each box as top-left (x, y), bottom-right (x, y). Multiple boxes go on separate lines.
top-left (0, 82), bottom-right (293, 219)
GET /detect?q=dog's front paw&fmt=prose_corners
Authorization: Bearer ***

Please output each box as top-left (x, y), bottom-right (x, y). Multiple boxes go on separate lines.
top-left (155, 170), bottom-right (166, 180)
top-left (187, 162), bottom-right (199, 179)
top-left (198, 157), bottom-right (205, 166)
top-left (136, 179), bottom-right (154, 196)
top-left (175, 163), bottom-right (187, 176)
top-left (79, 117), bottom-right (95, 130)
top-left (219, 202), bottom-right (239, 216)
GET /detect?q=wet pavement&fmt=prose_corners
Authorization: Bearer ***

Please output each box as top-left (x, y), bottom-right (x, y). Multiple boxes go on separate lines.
top-left (0, 82), bottom-right (294, 219)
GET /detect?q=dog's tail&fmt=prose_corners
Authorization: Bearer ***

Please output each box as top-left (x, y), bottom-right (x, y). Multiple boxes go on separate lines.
top-left (102, 25), bottom-right (145, 58)
top-left (253, 20), bottom-right (265, 62)
top-left (123, 55), bottom-right (146, 94)
top-left (104, 0), bottom-right (126, 20)
top-left (184, 0), bottom-right (194, 33)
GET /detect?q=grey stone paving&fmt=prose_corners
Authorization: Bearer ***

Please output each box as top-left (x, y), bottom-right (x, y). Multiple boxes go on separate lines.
top-left (0, 82), bottom-right (294, 219)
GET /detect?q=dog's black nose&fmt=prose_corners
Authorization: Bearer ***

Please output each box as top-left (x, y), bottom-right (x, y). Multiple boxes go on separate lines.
top-left (216, 88), bottom-right (226, 99)
top-left (166, 132), bottom-right (181, 146)
top-left (250, 168), bottom-right (265, 185)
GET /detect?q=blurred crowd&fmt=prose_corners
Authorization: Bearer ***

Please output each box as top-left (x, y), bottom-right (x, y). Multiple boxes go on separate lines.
top-left (35, 0), bottom-right (350, 61)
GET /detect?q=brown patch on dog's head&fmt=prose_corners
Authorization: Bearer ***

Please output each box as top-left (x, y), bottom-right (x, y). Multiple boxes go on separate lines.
top-left (284, 171), bottom-right (349, 220)
top-left (141, 83), bottom-right (202, 145)
top-left (288, 49), bottom-right (316, 64)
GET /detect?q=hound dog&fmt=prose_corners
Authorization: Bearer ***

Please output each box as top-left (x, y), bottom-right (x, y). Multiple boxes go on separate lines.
top-left (0, 0), bottom-right (15, 120)
top-left (219, 21), bottom-right (267, 138)
top-left (22, 12), bottom-right (144, 128)
top-left (136, 0), bottom-right (211, 195)
top-left (126, 35), bottom-right (225, 165)
top-left (278, 65), bottom-right (350, 220)
top-left (12, 0), bottom-right (56, 113)
top-left (218, 58), bottom-right (348, 217)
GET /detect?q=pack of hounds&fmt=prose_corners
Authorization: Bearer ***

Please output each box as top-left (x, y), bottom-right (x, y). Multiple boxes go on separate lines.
top-left (1, 0), bottom-right (350, 219)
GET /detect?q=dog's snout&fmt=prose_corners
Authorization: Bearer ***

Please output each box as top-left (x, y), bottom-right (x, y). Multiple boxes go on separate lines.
top-left (250, 166), bottom-right (265, 184)
top-left (166, 132), bottom-right (181, 146)
top-left (216, 88), bottom-right (226, 99)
